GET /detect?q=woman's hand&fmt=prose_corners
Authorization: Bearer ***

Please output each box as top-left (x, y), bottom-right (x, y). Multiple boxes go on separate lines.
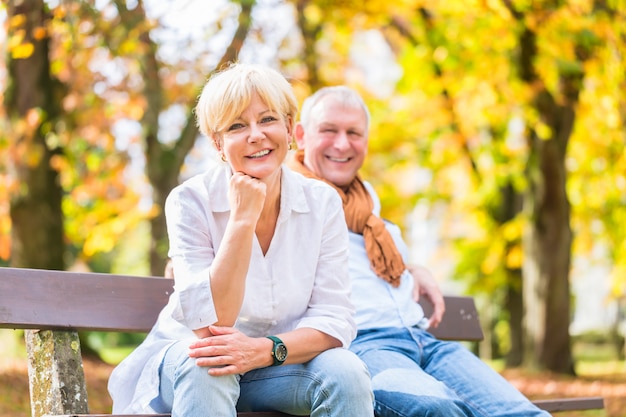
top-left (188, 325), bottom-right (272, 376)
top-left (228, 171), bottom-right (266, 224)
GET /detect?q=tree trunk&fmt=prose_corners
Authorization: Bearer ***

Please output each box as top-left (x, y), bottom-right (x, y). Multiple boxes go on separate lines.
top-left (508, 7), bottom-right (585, 372)
top-left (505, 273), bottom-right (524, 367)
top-left (5, 2), bottom-right (88, 416)
top-left (522, 127), bottom-right (574, 374)
top-left (521, 53), bottom-right (585, 373)
top-left (295, 0), bottom-right (324, 91)
top-left (6, 0), bottom-right (65, 271)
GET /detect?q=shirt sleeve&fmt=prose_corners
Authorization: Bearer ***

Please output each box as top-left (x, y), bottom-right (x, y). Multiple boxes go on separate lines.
top-left (165, 184), bottom-right (219, 330)
top-left (296, 188), bottom-right (357, 347)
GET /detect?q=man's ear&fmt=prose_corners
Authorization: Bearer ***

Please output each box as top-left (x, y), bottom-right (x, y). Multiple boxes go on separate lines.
top-left (294, 122), bottom-right (305, 148)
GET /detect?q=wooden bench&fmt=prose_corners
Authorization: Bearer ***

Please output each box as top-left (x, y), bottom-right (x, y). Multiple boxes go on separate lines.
top-left (0, 267), bottom-right (604, 416)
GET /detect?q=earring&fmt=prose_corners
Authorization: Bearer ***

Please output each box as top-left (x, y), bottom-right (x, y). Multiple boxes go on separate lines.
top-left (288, 141), bottom-right (293, 151)
top-left (220, 153), bottom-right (228, 162)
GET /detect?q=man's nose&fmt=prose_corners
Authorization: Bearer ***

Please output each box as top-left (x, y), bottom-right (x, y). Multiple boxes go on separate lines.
top-left (334, 131), bottom-right (350, 150)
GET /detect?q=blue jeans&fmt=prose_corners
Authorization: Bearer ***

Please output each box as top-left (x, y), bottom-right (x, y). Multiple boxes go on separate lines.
top-left (350, 327), bottom-right (551, 417)
top-left (154, 340), bottom-right (374, 417)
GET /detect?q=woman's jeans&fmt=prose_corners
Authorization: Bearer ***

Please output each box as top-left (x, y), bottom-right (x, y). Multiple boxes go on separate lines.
top-left (154, 340), bottom-right (374, 417)
top-left (350, 327), bottom-right (551, 417)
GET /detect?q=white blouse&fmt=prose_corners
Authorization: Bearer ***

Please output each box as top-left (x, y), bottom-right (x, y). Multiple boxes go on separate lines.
top-left (108, 164), bottom-right (355, 413)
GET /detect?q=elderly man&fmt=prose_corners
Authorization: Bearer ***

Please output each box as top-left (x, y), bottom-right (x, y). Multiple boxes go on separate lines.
top-left (289, 86), bottom-right (550, 417)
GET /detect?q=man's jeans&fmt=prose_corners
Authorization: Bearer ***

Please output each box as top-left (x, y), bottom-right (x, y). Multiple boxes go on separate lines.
top-left (350, 326), bottom-right (551, 417)
top-left (154, 341), bottom-right (374, 417)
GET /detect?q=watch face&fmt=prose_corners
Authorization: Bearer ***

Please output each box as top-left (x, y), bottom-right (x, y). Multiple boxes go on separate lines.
top-left (275, 343), bottom-right (288, 362)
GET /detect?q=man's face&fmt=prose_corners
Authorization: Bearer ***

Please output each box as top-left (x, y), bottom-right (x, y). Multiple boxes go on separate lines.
top-left (295, 97), bottom-right (368, 189)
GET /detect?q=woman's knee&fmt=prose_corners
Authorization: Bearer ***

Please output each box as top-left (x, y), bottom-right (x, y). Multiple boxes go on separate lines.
top-left (311, 348), bottom-right (373, 396)
top-left (160, 341), bottom-right (239, 411)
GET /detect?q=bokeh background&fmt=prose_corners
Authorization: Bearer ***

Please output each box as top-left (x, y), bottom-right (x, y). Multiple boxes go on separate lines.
top-left (1, 0), bottom-right (625, 415)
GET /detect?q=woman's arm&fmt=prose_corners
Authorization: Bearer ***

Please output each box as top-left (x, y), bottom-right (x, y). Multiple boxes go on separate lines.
top-left (166, 170), bottom-right (266, 333)
top-left (197, 172), bottom-right (267, 329)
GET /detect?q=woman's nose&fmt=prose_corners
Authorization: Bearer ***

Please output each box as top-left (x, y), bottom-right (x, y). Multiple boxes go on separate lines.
top-left (248, 123), bottom-right (264, 143)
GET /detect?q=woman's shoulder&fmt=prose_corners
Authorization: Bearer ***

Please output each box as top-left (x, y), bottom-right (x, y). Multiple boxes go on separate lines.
top-left (167, 164), bottom-right (229, 209)
top-left (285, 166), bottom-right (339, 197)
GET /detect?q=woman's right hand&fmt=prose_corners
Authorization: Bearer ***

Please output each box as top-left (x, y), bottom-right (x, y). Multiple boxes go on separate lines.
top-left (189, 325), bottom-right (273, 376)
top-left (228, 171), bottom-right (266, 224)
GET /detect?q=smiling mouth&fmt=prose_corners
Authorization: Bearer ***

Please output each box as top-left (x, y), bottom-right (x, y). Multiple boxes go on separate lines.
top-left (248, 149), bottom-right (271, 158)
top-left (327, 156), bottom-right (350, 162)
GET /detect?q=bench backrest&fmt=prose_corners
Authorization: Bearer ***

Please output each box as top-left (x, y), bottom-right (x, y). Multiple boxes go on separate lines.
top-left (0, 266), bottom-right (483, 340)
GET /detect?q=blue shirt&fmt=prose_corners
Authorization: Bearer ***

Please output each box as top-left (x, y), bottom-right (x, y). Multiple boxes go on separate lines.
top-left (349, 182), bottom-right (428, 330)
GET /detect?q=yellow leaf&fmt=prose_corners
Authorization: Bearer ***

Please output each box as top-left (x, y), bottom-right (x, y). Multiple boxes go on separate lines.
top-left (11, 42), bottom-right (34, 59)
top-left (8, 14), bottom-right (26, 29)
top-left (506, 245), bottom-right (523, 269)
top-left (535, 122), bottom-right (552, 140)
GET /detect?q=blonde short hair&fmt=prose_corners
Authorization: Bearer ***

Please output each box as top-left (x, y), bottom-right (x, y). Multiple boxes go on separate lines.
top-left (195, 63), bottom-right (298, 149)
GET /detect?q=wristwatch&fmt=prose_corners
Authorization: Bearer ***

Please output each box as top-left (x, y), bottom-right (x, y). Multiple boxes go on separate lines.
top-left (266, 335), bottom-right (288, 366)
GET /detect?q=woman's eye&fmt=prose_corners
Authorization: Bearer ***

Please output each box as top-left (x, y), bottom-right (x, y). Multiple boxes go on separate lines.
top-left (228, 123), bottom-right (245, 131)
top-left (261, 116), bottom-right (277, 123)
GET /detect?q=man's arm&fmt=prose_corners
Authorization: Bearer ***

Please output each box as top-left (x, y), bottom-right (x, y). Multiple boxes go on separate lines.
top-left (408, 264), bottom-right (445, 328)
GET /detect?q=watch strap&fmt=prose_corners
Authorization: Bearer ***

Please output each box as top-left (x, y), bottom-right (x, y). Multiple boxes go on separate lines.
top-left (266, 335), bottom-right (287, 366)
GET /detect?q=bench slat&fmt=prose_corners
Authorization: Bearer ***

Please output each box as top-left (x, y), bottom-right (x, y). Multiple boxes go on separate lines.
top-left (0, 268), bottom-right (483, 340)
top-left (46, 395), bottom-right (607, 416)
top-left (0, 268), bottom-right (172, 332)
top-left (49, 411), bottom-right (292, 417)
top-left (532, 396), bottom-right (605, 412)
top-left (42, 394), bottom-right (608, 416)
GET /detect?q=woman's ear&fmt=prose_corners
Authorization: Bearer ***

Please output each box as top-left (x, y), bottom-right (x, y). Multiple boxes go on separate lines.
top-left (285, 115), bottom-right (294, 136)
top-left (211, 134), bottom-right (222, 152)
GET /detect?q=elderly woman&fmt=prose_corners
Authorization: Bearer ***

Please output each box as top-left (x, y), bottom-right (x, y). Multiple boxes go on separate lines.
top-left (107, 63), bottom-right (374, 417)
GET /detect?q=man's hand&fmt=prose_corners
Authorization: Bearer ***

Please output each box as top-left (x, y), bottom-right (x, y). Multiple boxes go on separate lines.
top-left (188, 325), bottom-right (272, 376)
top-left (408, 264), bottom-right (445, 328)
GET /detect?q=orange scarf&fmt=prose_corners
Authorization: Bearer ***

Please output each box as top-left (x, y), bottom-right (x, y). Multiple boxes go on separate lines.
top-left (288, 150), bottom-right (405, 287)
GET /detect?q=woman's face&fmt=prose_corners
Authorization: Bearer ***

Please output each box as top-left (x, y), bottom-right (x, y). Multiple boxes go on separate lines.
top-left (220, 92), bottom-right (293, 181)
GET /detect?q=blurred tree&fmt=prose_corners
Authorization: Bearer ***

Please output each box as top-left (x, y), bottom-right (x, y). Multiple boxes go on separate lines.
top-left (1, 0), bottom-right (624, 375)
top-left (2, 0), bottom-right (255, 276)
top-left (288, 0), bottom-right (625, 373)
top-left (4, 0), bottom-right (64, 270)
top-left (3, 2), bottom-right (91, 415)
top-left (111, 0), bottom-right (255, 276)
